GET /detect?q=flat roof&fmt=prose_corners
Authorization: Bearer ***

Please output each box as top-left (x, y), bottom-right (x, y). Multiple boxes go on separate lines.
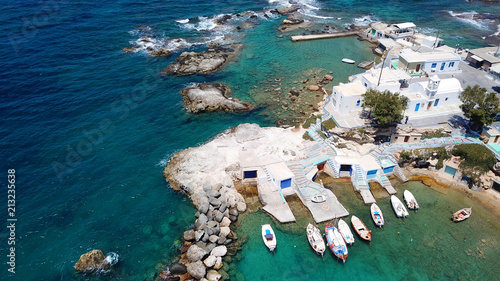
top-left (469, 46), bottom-right (500, 64)
top-left (490, 63), bottom-right (500, 73)
top-left (359, 155), bottom-right (380, 171)
top-left (334, 81), bottom-right (366, 97)
top-left (400, 49), bottom-right (460, 62)
top-left (266, 162), bottom-right (294, 181)
top-left (239, 147), bottom-right (260, 168)
top-left (363, 67), bottom-right (411, 85)
top-left (394, 22), bottom-right (416, 29)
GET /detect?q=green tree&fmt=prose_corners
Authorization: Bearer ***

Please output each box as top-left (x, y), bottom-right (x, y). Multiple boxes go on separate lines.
top-left (459, 85), bottom-right (499, 130)
top-left (361, 89), bottom-right (409, 128)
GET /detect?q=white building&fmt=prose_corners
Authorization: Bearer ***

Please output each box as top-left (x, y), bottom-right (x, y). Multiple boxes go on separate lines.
top-left (405, 75), bottom-right (462, 114)
top-left (397, 49), bottom-right (461, 75)
top-left (365, 22), bottom-right (417, 41)
top-left (331, 81), bottom-right (366, 115)
top-left (328, 67), bottom-right (462, 121)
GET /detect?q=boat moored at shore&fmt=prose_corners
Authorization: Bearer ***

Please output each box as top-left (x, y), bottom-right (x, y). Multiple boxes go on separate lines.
top-left (370, 203), bottom-right (385, 228)
top-left (404, 190), bottom-right (419, 210)
top-left (391, 195), bottom-right (409, 218)
top-left (306, 223), bottom-right (326, 256)
top-left (452, 208), bottom-right (472, 222)
top-left (325, 222), bottom-right (349, 263)
top-left (337, 219), bottom-right (355, 245)
top-left (351, 216), bottom-right (371, 242)
top-left (262, 224), bottom-right (277, 251)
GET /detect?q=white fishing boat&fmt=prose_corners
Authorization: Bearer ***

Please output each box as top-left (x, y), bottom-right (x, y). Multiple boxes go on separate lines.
top-left (403, 190), bottom-right (419, 210)
top-left (325, 222), bottom-right (348, 262)
top-left (342, 58), bottom-right (355, 64)
top-left (337, 219), bottom-right (355, 245)
top-left (351, 215), bottom-right (371, 241)
top-left (451, 208), bottom-right (472, 222)
top-left (311, 194), bottom-right (326, 203)
top-left (391, 195), bottom-right (409, 218)
top-left (261, 224), bottom-right (276, 251)
top-left (306, 223), bottom-right (326, 256)
top-left (370, 203), bottom-right (385, 227)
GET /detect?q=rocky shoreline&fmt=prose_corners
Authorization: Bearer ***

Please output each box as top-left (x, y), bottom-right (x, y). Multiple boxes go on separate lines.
top-left (180, 83), bottom-right (255, 113)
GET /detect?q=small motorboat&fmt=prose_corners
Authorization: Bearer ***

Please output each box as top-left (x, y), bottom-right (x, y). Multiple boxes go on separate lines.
top-left (262, 224), bottom-right (277, 251)
top-left (337, 219), bottom-right (355, 245)
top-left (351, 215), bottom-right (371, 241)
top-left (325, 222), bottom-right (348, 263)
top-left (403, 190), bottom-right (419, 210)
top-left (342, 58), bottom-right (355, 64)
top-left (306, 223), bottom-right (326, 256)
top-left (370, 203), bottom-right (385, 228)
top-left (311, 194), bottom-right (326, 203)
top-left (451, 208), bottom-right (472, 222)
top-left (391, 195), bottom-right (409, 218)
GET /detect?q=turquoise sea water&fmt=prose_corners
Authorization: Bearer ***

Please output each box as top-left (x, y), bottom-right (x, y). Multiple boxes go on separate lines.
top-left (234, 180), bottom-right (500, 281)
top-left (0, 0), bottom-right (499, 280)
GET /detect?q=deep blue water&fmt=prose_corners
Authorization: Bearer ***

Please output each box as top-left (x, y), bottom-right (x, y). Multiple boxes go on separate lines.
top-left (1, 0), bottom-right (499, 280)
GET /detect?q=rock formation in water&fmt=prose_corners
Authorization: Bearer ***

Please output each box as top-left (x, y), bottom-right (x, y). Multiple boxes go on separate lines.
top-left (180, 83), bottom-right (255, 113)
top-left (74, 249), bottom-right (110, 273)
top-left (161, 45), bottom-right (243, 75)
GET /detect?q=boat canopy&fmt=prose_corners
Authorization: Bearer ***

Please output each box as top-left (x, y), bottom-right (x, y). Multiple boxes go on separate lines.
top-left (394, 22), bottom-right (416, 29)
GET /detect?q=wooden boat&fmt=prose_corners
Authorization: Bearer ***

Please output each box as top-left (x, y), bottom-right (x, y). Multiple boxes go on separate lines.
top-left (342, 58), bottom-right (355, 64)
top-left (391, 195), bottom-right (409, 218)
top-left (351, 216), bottom-right (371, 241)
top-left (370, 203), bottom-right (385, 228)
top-left (325, 222), bottom-right (348, 263)
top-left (261, 224), bottom-right (276, 251)
top-left (403, 190), bottom-right (419, 210)
top-left (337, 219), bottom-right (355, 245)
top-left (451, 208), bottom-right (472, 222)
top-left (306, 223), bottom-right (326, 256)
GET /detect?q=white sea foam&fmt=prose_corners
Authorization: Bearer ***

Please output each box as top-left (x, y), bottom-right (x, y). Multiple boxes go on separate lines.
top-left (175, 19), bottom-right (189, 24)
top-left (447, 11), bottom-right (493, 30)
top-left (493, 24), bottom-right (500, 36)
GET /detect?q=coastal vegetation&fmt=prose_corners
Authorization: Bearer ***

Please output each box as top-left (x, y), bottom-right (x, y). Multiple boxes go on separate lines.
top-left (451, 144), bottom-right (497, 176)
top-left (459, 85), bottom-right (500, 130)
top-left (421, 129), bottom-right (450, 139)
top-left (399, 147), bottom-right (450, 170)
top-left (361, 89), bottom-right (409, 128)
top-left (302, 115), bottom-right (321, 129)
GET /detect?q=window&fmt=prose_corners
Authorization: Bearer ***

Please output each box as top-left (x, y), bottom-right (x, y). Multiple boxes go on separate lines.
top-left (449, 62), bottom-right (455, 68)
top-left (431, 63), bottom-right (437, 68)
top-left (445, 97), bottom-right (448, 101)
top-left (434, 99), bottom-right (440, 106)
top-left (364, 83), bottom-right (368, 87)
top-left (356, 100), bottom-right (361, 106)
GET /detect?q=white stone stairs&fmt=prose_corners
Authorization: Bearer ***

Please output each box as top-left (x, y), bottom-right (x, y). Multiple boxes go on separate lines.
top-left (394, 165), bottom-right (409, 182)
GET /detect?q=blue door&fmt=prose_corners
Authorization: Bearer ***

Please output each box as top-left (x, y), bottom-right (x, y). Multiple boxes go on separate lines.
top-left (415, 103), bottom-right (420, 111)
top-left (434, 99), bottom-right (440, 106)
top-left (440, 63), bottom-right (445, 70)
top-left (366, 170), bottom-right (377, 179)
top-left (383, 166), bottom-right (394, 173)
top-left (280, 178), bottom-right (292, 189)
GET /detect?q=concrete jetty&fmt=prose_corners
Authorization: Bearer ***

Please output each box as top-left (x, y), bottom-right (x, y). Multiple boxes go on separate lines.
top-left (291, 31), bottom-right (359, 42)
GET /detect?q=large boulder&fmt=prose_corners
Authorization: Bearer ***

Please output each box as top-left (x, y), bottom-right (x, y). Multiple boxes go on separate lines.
top-left (184, 229), bottom-right (196, 241)
top-left (236, 201), bottom-right (247, 212)
top-left (187, 244), bottom-right (207, 262)
top-left (219, 226), bottom-right (231, 238)
top-left (74, 249), bottom-right (110, 273)
top-left (170, 263), bottom-right (187, 275)
top-left (187, 260), bottom-right (206, 280)
top-left (203, 255), bottom-right (217, 267)
top-left (220, 217), bottom-right (231, 227)
top-left (195, 214), bottom-right (208, 230)
top-left (180, 83), bottom-right (255, 113)
top-left (276, 7), bottom-right (299, 15)
top-left (211, 246), bottom-right (227, 257)
top-left (206, 269), bottom-right (222, 281)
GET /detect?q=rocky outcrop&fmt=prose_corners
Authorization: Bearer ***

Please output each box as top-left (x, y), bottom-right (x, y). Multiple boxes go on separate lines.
top-left (180, 83), bottom-right (255, 113)
top-left (276, 7), bottom-right (299, 15)
top-left (74, 249), bottom-right (110, 273)
top-left (161, 45), bottom-right (243, 75)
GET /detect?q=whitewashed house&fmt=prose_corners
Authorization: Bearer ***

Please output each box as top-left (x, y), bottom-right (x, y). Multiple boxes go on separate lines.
top-left (405, 75), bottom-right (462, 114)
top-left (365, 22), bottom-right (417, 41)
top-left (397, 49), bottom-right (461, 75)
top-left (331, 81), bottom-right (366, 115)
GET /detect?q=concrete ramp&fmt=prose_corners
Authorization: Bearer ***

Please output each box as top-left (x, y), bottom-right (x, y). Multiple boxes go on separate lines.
top-left (301, 189), bottom-right (349, 223)
top-left (359, 189), bottom-right (376, 204)
top-left (258, 182), bottom-right (296, 223)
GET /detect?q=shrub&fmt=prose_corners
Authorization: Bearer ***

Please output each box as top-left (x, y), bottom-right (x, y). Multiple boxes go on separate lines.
top-left (452, 144), bottom-right (496, 175)
top-left (303, 115), bottom-right (320, 129)
top-left (421, 129), bottom-right (449, 139)
top-left (302, 132), bottom-right (313, 141)
top-left (321, 118), bottom-right (337, 130)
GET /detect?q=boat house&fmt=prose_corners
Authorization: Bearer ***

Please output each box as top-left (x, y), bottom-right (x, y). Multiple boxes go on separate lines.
top-left (466, 46), bottom-right (500, 71)
top-left (366, 22), bottom-right (417, 41)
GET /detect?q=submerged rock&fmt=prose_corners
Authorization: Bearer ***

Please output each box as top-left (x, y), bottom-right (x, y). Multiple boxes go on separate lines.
top-left (180, 83), bottom-right (255, 113)
top-left (276, 7), bottom-right (299, 15)
top-left (170, 263), bottom-right (187, 275)
top-left (74, 249), bottom-right (110, 273)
